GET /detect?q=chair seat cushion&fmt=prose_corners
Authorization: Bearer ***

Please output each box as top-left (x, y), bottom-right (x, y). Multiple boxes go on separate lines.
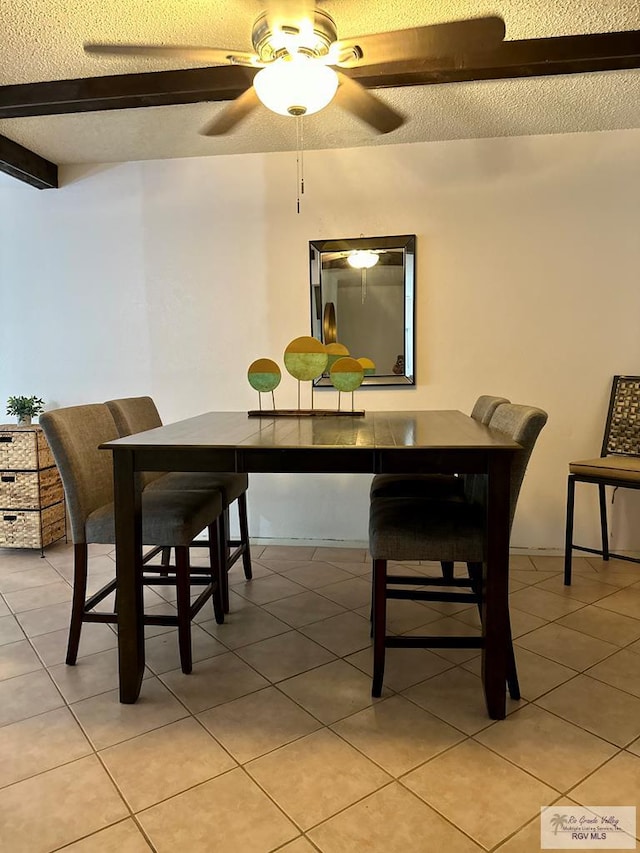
top-left (369, 496), bottom-right (485, 562)
top-left (370, 473), bottom-right (465, 500)
top-left (146, 472), bottom-right (248, 506)
top-left (570, 455), bottom-right (640, 483)
top-left (86, 489), bottom-right (223, 546)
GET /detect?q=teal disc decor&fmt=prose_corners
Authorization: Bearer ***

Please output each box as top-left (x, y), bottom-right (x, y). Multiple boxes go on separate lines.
top-left (247, 358), bottom-right (281, 392)
top-left (283, 336), bottom-right (328, 381)
top-left (326, 342), bottom-right (350, 372)
top-left (357, 357), bottom-right (376, 376)
top-left (330, 357), bottom-right (365, 392)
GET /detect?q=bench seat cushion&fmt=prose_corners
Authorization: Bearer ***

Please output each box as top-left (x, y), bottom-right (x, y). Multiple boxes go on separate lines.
top-left (570, 455), bottom-right (640, 483)
top-left (146, 472), bottom-right (248, 507)
top-left (369, 496), bottom-right (485, 562)
top-left (86, 489), bottom-right (223, 546)
top-left (370, 473), bottom-right (465, 500)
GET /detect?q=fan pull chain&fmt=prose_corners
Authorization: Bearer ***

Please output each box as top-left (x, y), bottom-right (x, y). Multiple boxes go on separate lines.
top-left (295, 115), bottom-right (305, 214)
top-left (300, 116), bottom-right (305, 198)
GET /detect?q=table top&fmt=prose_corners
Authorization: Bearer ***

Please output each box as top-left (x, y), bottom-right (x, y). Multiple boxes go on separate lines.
top-left (102, 410), bottom-right (521, 453)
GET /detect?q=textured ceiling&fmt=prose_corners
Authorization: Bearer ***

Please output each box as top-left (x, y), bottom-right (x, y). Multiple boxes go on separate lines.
top-left (1, 0), bottom-right (640, 167)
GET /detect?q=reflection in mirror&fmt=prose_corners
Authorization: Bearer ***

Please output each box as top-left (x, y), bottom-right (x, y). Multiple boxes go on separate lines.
top-left (310, 235), bottom-right (416, 386)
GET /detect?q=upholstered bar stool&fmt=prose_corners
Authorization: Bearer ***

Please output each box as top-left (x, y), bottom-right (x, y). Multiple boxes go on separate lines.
top-left (370, 394), bottom-right (509, 580)
top-left (105, 396), bottom-right (252, 612)
top-left (368, 403), bottom-right (548, 700)
top-left (564, 375), bottom-right (640, 585)
top-left (40, 404), bottom-right (225, 674)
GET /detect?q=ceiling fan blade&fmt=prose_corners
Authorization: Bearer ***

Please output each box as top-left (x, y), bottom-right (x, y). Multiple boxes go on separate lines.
top-left (199, 85), bottom-right (261, 135)
top-left (334, 16), bottom-right (506, 67)
top-left (84, 43), bottom-right (261, 67)
top-left (333, 71), bottom-right (403, 134)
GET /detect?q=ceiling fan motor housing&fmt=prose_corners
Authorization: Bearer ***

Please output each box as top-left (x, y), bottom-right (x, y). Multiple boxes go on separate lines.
top-left (252, 8), bottom-right (338, 62)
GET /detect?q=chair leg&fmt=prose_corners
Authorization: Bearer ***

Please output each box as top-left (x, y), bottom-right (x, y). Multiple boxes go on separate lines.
top-left (598, 483), bottom-right (609, 561)
top-left (372, 558), bottom-right (387, 697)
top-left (208, 521), bottom-right (225, 625)
top-left (238, 492), bottom-right (252, 579)
top-left (66, 543), bottom-right (89, 665)
top-left (175, 546), bottom-right (193, 674)
top-left (564, 476), bottom-right (576, 586)
top-left (505, 619), bottom-right (520, 700)
top-left (441, 561), bottom-right (454, 582)
top-left (468, 561), bottom-right (520, 699)
top-left (218, 510), bottom-right (230, 614)
top-left (161, 546), bottom-right (171, 578)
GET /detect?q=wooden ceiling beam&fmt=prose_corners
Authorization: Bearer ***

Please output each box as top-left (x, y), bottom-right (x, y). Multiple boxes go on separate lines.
top-left (0, 31), bottom-right (638, 119)
top-left (0, 134), bottom-right (58, 189)
top-left (0, 65), bottom-right (258, 119)
top-left (361, 30), bottom-right (640, 89)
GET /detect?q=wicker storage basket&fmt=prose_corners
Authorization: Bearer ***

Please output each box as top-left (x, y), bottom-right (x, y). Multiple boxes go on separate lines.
top-left (0, 467), bottom-right (64, 510)
top-left (0, 424), bottom-right (66, 552)
top-left (0, 426), bottom-right (54, 470)
top-left (0, 502), bottom-right (66, 549)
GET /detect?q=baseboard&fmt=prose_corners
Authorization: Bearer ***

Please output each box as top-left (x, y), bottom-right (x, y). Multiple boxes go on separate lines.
top-left (250, 538), bottom-right (559, 553)
top-left (247, 539), bottom-right (640, 559)
top-left (250, 538), bottom-right (370, 549)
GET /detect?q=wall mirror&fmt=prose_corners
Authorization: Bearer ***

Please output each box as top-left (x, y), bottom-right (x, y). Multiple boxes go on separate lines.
top-left (310, 234), bottom-right (416, 386)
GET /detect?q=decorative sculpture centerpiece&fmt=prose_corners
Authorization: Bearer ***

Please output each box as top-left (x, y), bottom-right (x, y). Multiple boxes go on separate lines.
top-left (330, 357), bottom-right (364, 412)
top-left (247, 335), bottom-right (375, 417)
top-left (247, 358), bottom-right (282, 411)
top-left (326, 342), bottom-right (350, 370)
top-left (284, 336), bottom-right (328, 410)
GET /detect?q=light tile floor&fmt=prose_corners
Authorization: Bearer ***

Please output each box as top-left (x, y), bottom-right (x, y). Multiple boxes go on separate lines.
top-left (1, 544), bottom-right (640, 851)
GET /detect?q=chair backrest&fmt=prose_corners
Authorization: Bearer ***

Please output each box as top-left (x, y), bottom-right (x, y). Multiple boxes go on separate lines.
top-left (40, 404), bottom-right (118, 543)
top-left (470, 395), bottom-right (510, 425)
top-left (105, 396), bottom-right (163, 436)
top-left (492, 403), bottom-right (548, 528)
top-left (601, 375), bottom-right (640, 458)
top-left (105, 397), bottom-right (164, 486)
top-left (467, 403), bottom-right (548, 529)
top-left (463, 396), bottom-right (510, 500)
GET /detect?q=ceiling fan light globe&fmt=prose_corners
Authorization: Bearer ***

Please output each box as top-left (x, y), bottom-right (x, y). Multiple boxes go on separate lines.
top-left (254, 58), bottom-right (338, 118)
top-left (348, 250), bottom-right (379, 269)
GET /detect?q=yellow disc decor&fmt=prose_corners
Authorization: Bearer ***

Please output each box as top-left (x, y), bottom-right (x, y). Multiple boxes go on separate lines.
top-left (283, 336), bottom-right (328, 381)
top-left (247, 358), bottom-right (281, 392)
top-left (330, 357), bottom-right (365, 392)
top-left (326, 342), bottom-right (350, 371)
top-left (357, 357), bottom-right (376, 376)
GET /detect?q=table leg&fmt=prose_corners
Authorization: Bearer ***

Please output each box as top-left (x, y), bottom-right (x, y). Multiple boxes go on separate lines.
top-left (481, 452), bottom-right (512, 720)
top-left (113, 449), bottom-right (145, 703)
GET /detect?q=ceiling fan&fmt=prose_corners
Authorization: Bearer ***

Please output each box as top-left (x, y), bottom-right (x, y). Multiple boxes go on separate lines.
top-left (84, 1), bottom-right (506, 137)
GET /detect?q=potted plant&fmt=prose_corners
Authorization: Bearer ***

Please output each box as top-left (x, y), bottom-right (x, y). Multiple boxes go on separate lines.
top-left (6, 395), bottom-right (45, 426)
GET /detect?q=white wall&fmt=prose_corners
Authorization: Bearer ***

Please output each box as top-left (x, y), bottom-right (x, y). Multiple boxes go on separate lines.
top-left (1, 129), bottom-right (639, 550)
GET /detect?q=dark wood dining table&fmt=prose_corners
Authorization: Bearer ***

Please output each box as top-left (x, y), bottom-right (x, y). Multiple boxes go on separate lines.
top-left (101, 410), bottom-right (521, 718)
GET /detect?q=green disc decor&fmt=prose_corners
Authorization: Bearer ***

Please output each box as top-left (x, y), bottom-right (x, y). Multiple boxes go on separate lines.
top-left (330, 357), bottom-right (365, 392)
top-left (357, 357), bottom-right (376, 376)
top-left (247, 358), bottom-right (281, 392)
top-left (283, 336), bottom-right (328, 381)
top-left (326, 342), bottom-right (350, 371)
